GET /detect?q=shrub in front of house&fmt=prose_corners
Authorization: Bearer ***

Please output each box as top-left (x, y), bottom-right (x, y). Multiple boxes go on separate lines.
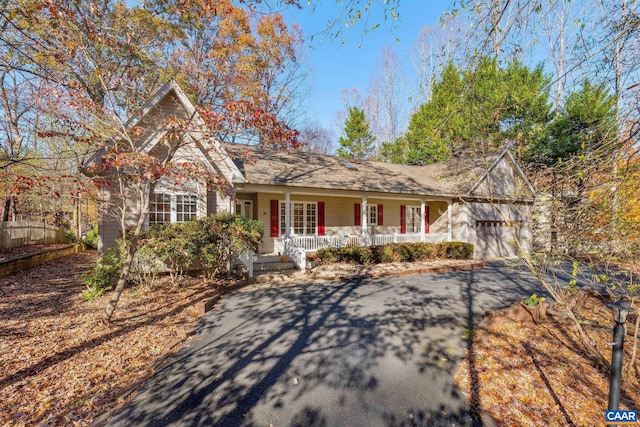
top-left (82, 246), bottom-right (123, 299)
top-left (83, 213), bottom-right (263, 297)
top-left (315, 241), bottom-right (474, 265)
top-left (188, 213), bottom-right (263, 279)
top-left (83, 226), bottom-right (99, 249)
top-left (436, 241), bottom-right (474, 259)
top-left (139, 222), bottom-right (196, 279)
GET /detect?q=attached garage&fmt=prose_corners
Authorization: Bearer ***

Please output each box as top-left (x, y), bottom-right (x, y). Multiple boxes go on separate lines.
top-left (475, 220), bottom-right (522, 259)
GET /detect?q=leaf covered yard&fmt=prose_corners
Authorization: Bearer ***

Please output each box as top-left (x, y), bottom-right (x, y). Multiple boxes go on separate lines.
top-left (0, 251), bottom-right (220, 426)
top-left (454, 293), bottom-right (640, 427)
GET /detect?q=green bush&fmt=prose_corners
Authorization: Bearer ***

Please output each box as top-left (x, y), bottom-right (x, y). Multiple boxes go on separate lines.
top-left (82, 246), bottom-right (122, 300)
top-left (139, 222), bottom-right (195, 280)
top-left (137, 213), bottom-right (263, 280)
top-left (438, 242), bottom-right (474, 259)
top-left (314, 241), bottom-right (474, 265)
top-left (83, 226), bottom-right (99, 248)
top-left (397, 243), bottom-right (416, 262)
top-left (341, 246), bottom-right (371, 264)
top-left (129, 244), bottom-right (162, 288)
top-left (316, 247), bottom-right (339, 264)
top-left (413, 243), bottom-right (436, 260)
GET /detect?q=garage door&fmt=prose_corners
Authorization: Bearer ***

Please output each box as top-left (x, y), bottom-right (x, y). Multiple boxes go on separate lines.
top-left (475, 221), bottom-right (521, 259)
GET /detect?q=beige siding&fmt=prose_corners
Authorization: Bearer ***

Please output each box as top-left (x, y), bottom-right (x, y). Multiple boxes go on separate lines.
top-left (132, 93), bottom-right (192, 152)
top-left (450, 202), bottom-right (468, 242)
top-left (98, 187), bottom-right (119, 254)
top-left (428, 201), bottom-right (448, 234)
top-left (471, 155), bottom-right (534, 200)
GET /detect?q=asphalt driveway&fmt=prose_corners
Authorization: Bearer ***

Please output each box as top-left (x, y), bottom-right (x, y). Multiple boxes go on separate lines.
top-left (106, 260), bottom-right (545, 427)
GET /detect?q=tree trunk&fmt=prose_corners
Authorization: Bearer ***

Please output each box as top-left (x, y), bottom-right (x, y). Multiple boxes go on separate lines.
top-left (103, 208), bottom-right (148, 322)
top-left (1, 197), bottom-right (10, 222)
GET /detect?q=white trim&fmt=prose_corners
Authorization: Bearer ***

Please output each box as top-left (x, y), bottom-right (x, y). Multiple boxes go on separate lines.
top-left (235, 200), bottom-right (253, 219)
top-left (284, 192), bottom-right (291, 238)
top-left (148, 191), bottom-right (199, 226)
top-left (467, 148), bottom-right (536, 199)
top-left (405, 205), bottom-right (421, 234)
top-left (367, 204), bottom-right (378, 225)
top-left (361, 196), bottom-right (368, 236)
top-left (447, 201), bottom-right (453, 241)
top-left (280, 200), bottom-right (318, 236)
top-left (420, 200), bottom-right (426, 241)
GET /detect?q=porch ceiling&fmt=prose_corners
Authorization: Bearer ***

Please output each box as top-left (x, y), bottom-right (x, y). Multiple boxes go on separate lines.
top-left (235, 184), bottom-right (454, 201)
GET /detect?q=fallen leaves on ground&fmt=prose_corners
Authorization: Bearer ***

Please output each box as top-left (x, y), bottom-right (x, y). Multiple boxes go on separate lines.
top-left (311, 259), bottom-right (480, 278)
top-left (454, 293), bottom-right (640, 427)
top-left (0, 251), bottom-right (223, 426)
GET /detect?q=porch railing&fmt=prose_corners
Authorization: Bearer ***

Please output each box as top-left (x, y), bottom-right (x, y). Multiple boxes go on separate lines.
top-left (283, 239), bottom-right (307, 274)
top-left (289, 233), bottom-right (449, 253)
top-left (238, 251), bottom-right (255, 278)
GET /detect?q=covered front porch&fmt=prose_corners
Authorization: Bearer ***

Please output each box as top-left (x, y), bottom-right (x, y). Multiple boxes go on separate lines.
top-left (235, 187), bottom-right (456, 273)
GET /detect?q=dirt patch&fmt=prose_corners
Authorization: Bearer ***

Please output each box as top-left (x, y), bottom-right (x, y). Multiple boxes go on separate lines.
top-left (454, 291), bottom-right (640, 426)
top-left (0, 251), bottom-right (226, 426)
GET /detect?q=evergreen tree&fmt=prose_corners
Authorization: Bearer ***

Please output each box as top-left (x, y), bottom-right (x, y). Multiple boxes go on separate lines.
top-left (528, 79), bottom-right (617, 167)
top-left (337, 106), bottom-right (376, 159)
top-left (382, 58), bottom-right (551, 164)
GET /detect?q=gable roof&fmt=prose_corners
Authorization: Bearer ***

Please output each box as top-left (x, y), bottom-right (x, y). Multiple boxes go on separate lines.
top-left (83, 80), bottom-right (245, 185)
top-left (229, 145), bottom-right (535, 201)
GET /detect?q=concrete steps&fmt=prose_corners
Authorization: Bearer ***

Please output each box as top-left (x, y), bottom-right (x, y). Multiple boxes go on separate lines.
top-left (235, 255), bottom-right (299, 277)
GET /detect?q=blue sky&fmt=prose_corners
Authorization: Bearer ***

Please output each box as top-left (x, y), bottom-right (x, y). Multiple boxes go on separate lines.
top-left (281, 0), bottom-right (454, 136)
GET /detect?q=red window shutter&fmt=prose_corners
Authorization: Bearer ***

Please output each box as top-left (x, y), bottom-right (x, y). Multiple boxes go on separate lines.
top-left (378, 204), bottom-right (383, 225)
top-left (318, 202), bottom-right (325, 236)
top-left (354, 203), bottom-right (361, 226)
top-left (400, 205), bottom-right (406, 234)
top-left (270, 200), bottom-right (279, 237)
top-left (425, 206), bottom-right (430, 233)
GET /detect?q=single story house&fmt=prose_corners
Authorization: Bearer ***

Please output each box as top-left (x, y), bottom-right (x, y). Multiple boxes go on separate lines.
top-left (87, 80), bottom-right (536, 269)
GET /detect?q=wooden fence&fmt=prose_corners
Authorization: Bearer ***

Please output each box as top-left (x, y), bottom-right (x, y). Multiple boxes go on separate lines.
top-left (0, 221), bottom-right (69, 250)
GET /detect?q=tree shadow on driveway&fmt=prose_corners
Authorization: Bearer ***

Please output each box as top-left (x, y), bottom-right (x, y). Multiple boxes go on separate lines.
top-left (106, 261), bottom-right (543, 427)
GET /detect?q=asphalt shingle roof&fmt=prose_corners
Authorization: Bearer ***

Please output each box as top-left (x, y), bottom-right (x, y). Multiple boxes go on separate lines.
top-left (228, 145), bottom-right (499, 197)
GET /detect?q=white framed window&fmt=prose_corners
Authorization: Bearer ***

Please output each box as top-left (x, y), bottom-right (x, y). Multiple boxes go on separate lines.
top-left (406, 206), bottom-right (421, 233)
top-left (235, 200), bottom-right (253, 219)
top-left (368, 204), bottom-right (378, 225)
top-left (176, 195), bottom-right (197, 222)
top-left (149, 194), bottom-right (171, 226)
top-left (148, 193), bottom-right (198, 226)
top-left (280, 201), bottom-right (317, 236)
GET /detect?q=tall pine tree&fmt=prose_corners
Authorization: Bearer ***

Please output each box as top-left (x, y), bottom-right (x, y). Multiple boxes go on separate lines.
top-left (382, 58), bottom-right (551, 164)
top-left (337, 106), bottom-right (376, 159)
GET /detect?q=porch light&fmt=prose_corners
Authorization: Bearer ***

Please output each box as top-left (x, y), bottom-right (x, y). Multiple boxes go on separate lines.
top-left (608, 299), bottom-right (631, 324)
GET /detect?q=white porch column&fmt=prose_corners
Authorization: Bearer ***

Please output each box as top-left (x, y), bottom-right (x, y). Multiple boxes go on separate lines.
top-left (228, 189), bottom-right (237, 214)
top-left (361, 196), bottom-right (368, 244)
top-left (420, 199), bottom-right (426, 242)
top-left (285, 191), bottom-right (291, 238)
top-left (447, 200), bottom-right (453, 241)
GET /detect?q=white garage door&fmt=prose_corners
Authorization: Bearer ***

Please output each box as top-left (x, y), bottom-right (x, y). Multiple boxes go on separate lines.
top-left (475, 221), bottom-right (522, 259)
